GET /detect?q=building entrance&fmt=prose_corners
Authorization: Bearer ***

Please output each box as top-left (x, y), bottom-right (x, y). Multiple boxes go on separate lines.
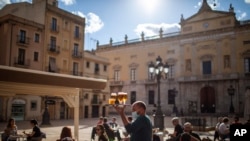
top-left (92, 105), bottom-right (99, 118)
top-left (200, 86), bottom-right (215, 113)
top-left (11, 99), bottom-right (25, 121)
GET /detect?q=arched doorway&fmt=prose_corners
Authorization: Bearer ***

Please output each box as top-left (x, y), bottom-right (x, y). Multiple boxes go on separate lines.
top-left (200, 86), bottom-right (215, 113)
top-left (11, 99), bottom-right (26, 121)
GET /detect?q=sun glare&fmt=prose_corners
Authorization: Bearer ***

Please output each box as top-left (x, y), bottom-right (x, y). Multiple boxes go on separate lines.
top-left (137, 0), bottom-right (159, 14)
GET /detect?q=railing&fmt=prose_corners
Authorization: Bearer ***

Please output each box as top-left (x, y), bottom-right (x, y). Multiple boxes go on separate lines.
top-left (82, 73), bottom-right (108, 79)
top-left (50, 24), bottom-right (59, 33)
top-left (94, 68), bottom-right (99, 75)
top-left (110, 81), bottom-right (124, 86)
top-left (14, 57), bottom-right (30, 68)
top-left (72, 71), bottom-right (83, 76)
top-left (74, 32), bottom-right (81, 40)
top-left (48, 44), bottom-right (60, 54)
top-left (97, 32), bottom-right (180, 49)
top-left (45, 66), bottom-right (60, 73)
top-left (16, 35), bottom-right (30, 46)
top-left (178, 73), bottom-right (239, 82)
top-left (72, 51), bottom-right (82, 58)
top-left (91, 99), bottom-right (102, 104)
top-left (144, 79), bottom-right (156, 85)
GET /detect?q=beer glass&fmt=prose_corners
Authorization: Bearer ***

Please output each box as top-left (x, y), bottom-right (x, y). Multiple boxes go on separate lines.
top-left (108, 98), bottom-right (115, 105)
top-left (108, 93), bottom-right (117, 105)
top-left (118, 92), bottom-right (128, 104)
top-left (110, 93), bottom-right (117, 99)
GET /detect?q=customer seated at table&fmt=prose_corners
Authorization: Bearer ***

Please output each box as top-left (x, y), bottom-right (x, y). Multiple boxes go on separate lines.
top-left (23, 119), bottom-right (42, 141)
top-left (56, 126), bottom-right (75, 141)
top-left (2, 118), bottom-right (18, 141)
top-left (176, 122), bottom-right (201, 141)
top-left (95, 124), bottom-right (108, 141)
top-left (166, 117), bottom-right (183, 141)
top-left (152, 128), bottom-right (160, 141)
top-left (218, 117), bottom-right (230, 140)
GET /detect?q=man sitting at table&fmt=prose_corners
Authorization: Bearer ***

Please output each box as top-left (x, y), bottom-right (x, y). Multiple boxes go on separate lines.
top-left (23, 119), bottom-right (42, 141)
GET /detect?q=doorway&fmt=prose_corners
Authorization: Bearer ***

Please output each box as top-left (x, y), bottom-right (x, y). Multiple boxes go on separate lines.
top-left (11, 99), bottom-right (26, 121)
top-left (84, 106), bottom-right (88, 118)
top-left (200, 86), bottom-right (216, 113)
top-left (92, 105), bottom-right (99, 118)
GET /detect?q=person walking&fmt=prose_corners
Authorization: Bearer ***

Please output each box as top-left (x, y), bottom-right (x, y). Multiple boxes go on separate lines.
top-left (103, 117), bottom-right (115, 141)
top-left (214, 117), bottom-right (222, 141)
top-left (113, 101), bottom-right (152, 141)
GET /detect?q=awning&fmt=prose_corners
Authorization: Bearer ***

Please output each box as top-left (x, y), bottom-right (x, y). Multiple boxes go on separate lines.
top-left (0, 65), bottom-right (107, 141)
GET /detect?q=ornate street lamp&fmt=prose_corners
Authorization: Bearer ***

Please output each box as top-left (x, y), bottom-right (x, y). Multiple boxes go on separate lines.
top-left (227, 85), bottom-right (235, 113)
top-left (149, 56), bottom-right (169, 131)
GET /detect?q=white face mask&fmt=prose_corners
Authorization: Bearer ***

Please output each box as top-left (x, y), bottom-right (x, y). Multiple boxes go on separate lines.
top-left (132, 111), bottom-right (139, 120)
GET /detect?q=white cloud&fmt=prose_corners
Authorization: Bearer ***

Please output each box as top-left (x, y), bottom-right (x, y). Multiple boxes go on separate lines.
top-left (194, 0), bottom-right (220, 10)
top-left (72, 11), bottom-right (104, 34)
top-left (245, 0), bottom-right (250, 4)
top-left (85, 13), bottom-right (104, 34)
top-left (0, 0), bottom-right (31, 9)
top-left (72, 11), bottom-right (85, 18)
top-left (60, 0), bottom-right (75, 5)
top-left (238, 12), bottom-right (247, 20)
top-left (194, 1), bottom-right (202, 9)
top-left (134, 23), bottom-right (180, 38)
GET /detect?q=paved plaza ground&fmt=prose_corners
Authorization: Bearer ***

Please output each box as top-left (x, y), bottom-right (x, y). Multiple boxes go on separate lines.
top-left (0, 115), bottom-right (229, 141)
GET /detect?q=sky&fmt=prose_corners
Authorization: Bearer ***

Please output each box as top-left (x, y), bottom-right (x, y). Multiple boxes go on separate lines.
top-left (0, 0), bottom-right (250, 50)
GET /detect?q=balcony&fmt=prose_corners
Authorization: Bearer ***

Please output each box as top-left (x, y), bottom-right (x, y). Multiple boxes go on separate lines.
top-left (178, 73), bottom-right (239, 82)
top-left (46, 66), bottom-right (60, 73)
top-left (94, 68), bottom-right (100, 75)
top-left (14, 57), bottom-right (30, 68)
top-left (72, 71), bottom-right (83, 76)
top-left (16, 35), bottom-right (30, 46)
top-left (91, 98), bottom-right (102, 105)
top-left (48, 44), bottom-right (60, 54)
top-left (72, 51), bottom-right (83, 58)
top-left (50, 24), bottom-right (59, 33)
top-left (110, 81), bottom-right (124, 86)
top-left (144, 79), bottom-right (156, 85)
top-left (74, 33), bottom-right (81, 40)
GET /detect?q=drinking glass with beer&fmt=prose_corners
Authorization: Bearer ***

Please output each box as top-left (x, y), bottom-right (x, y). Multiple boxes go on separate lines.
top-left (108, 93), bottom-right (117, 105)
top-left (118, 92), bottom-right (128, 104)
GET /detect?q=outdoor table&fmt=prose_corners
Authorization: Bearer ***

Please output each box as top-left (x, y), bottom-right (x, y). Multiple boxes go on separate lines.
top-left (9, 134), bottom-right (27, 141)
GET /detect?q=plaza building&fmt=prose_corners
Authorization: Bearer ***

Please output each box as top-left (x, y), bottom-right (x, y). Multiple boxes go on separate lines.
top-left (95, 0), bottom-right (250, 117)
top-left (0, 0), bottom-right (109, 121)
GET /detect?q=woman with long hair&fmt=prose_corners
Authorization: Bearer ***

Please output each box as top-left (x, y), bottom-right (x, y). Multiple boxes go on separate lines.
top-left (95, 124), bottom-right (108, 141)
top-left (57, 126), bottom-right (75, 141)
top-left (3, 118), bottom-right (18, 141)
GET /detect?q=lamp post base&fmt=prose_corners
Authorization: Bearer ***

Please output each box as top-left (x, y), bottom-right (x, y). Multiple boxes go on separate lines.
top-left (229, 105), bottom-right (234, 113)
top-left (229, 96), bottom-right (234, 113)
top-left (153, 106), bottom-right (164, 131)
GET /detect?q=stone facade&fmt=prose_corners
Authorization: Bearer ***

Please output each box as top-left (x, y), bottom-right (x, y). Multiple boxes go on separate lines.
top-left (0, 0), bottom-right (109, 121)
top-left (95, 0), bottom-right (250, 117)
